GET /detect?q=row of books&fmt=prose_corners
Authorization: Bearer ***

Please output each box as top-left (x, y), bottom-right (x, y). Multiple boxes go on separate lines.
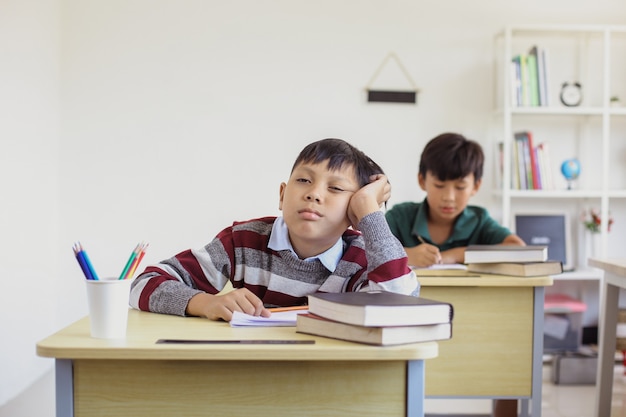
top-left (512, 131), bottom-right (555, 190)
top-left (296, 291), bottom-right (454, 346)
top-left (511, 45), bottom-right (550, 107)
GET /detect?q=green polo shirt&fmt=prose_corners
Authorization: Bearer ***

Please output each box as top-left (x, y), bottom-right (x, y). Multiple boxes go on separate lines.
top-left (385, 200), bottom-right (511, 251)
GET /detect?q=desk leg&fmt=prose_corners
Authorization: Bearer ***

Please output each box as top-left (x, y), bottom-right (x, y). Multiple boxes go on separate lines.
top-left (407, 360), bottom-right (425, 417)
top-left (595, 277), bottom-right (620, 417)
top-left (56, 359), bottom-right (74, 417)
top-left (529, 286), bottom-right (545, 417)
top-left (520, 398), bottom-right (529, 416)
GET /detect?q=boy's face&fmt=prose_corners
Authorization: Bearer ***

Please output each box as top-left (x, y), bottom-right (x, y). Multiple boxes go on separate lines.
top-left (279, 161), bottom-right (358, 258)
top-left (418, 171), bottom-right (481, 224)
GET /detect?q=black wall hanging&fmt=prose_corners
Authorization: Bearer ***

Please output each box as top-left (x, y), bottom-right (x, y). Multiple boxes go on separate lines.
top-left (365, 52), bottom-right (419, 104)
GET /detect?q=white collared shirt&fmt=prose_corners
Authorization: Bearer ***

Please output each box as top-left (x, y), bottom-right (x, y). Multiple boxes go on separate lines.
top-left (268, 217), bottom-right (343, 272)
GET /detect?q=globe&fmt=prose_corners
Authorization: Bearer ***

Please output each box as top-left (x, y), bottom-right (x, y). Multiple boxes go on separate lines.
top-left (560, 158), bottom-right (581, 189)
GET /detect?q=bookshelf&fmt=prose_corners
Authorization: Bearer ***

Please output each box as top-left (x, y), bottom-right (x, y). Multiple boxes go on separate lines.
top-left (493, 24), bottom-right (626, 266)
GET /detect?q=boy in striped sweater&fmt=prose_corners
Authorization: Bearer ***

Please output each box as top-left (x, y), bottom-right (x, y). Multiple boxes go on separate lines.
top-left (130, 138), bottom-right (419, 321)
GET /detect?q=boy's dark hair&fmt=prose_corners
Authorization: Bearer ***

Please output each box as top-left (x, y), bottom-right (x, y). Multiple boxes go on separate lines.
top-left (418, 133), bottom-right (484, 182)
top-left (292, 138), bottom-right (385, 187)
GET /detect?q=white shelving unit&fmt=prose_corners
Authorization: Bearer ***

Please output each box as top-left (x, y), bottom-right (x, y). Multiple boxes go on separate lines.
top-left (493, 24), bottom-right (626, 266)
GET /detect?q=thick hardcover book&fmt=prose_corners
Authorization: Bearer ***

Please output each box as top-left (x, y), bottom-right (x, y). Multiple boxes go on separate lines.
top-left (306, 291), bottom-right (453, 327)
top-left (464, 245), bottom-right (548, 264)
top-left (466, 260), bottom-right (562, 277)
top-left (296, 313), bottom-right (452, 346)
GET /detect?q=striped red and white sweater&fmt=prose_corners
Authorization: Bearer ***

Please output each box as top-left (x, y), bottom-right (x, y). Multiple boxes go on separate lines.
top-left (129, 211), bottom-right (419, 316)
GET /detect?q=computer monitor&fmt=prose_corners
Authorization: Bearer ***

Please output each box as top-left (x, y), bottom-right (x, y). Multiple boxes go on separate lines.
top-left (512, 212), bottom-right (573, 272)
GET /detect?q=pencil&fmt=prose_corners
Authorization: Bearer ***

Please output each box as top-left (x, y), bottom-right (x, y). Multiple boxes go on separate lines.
top-left (267, 305), bottom-right (309, 313)
top-left (118, 242), bottom-right (141, 280)
top-left (418, 235), bottom-right (426, 244)
top-left (125, 243), bottom-right (148, 280)
top-left (74, 248), bottom-right (94, 280)
top-left (73, 242), bottom-right (99, 280)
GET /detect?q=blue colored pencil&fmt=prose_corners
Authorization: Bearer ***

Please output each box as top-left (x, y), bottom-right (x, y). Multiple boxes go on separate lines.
top-left (72, 242), bottom-right (99, 280)
top-left (74, 249), bottom-right (94, 280)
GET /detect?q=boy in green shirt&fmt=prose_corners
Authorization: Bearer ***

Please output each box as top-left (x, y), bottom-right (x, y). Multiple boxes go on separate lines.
top-left (386, 132), bottom-right (524, 268)
top-left (385, 132), bottom-right (524, 417)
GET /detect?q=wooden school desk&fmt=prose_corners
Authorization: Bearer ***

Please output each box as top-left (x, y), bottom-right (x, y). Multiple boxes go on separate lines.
top-left (588, 258), bottom-right (626, 417)
top-left (417, 272), bottom-right (553, 417)
top-left (37, 309), bottom-right (438, 417)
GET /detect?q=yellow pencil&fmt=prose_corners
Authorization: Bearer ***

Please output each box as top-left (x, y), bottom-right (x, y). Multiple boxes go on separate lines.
top-left (267, 305), bottom-right (309, 313)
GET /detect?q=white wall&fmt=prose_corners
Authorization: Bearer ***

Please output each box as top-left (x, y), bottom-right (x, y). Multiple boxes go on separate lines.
top-left (0, 0), bottom-right (60, 405)
top-left (2, 0), bottom-right (626, 407)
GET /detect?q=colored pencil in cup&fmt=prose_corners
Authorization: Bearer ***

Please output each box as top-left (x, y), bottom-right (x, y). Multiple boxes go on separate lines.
top-left (125, 242), bottom-right (148, 280)
top-left (72, 242), bottom-right (99, 280)
top-left (119, 242), bottom-right (148, 280)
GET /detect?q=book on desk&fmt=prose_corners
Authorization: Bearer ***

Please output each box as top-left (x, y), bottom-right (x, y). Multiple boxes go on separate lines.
top-left (296, 313), bottom-right (452, 346)
top-left (305, 291), bottom-right (453, 327)
top-left (466, 260), bottom-right (563, 277)
top-left (464, 244), bottom-right (548, 264)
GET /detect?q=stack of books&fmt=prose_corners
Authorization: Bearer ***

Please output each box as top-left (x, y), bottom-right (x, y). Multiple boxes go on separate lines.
top-left (465, 244), bottom-right (562, 277)
top-left (296, 291), bottom-right (453, 346)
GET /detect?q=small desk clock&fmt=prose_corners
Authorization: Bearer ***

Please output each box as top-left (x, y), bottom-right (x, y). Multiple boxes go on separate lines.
top-left (560, 82), bottom-right (582, 107)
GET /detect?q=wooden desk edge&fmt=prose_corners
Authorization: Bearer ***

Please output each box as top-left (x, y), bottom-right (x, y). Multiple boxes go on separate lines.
top-left (589, 258), bottom-right (626, 277)
top-left (36, 311), bottom-right (439, 361)
top-left (418, 274), bottom-right (553, 287)
top-left (36, 342), bottom-right (439, 361)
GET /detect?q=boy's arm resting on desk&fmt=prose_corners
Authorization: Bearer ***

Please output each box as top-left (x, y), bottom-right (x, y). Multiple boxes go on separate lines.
top-left (186, 290), bottom-right (270, 321)
top-left (129, 234), bottom-right (237, 317)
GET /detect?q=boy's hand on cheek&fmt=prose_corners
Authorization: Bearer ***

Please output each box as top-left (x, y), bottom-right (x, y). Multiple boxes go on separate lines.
top-left (348, 174), bottom-right (391, 228)
top-left (186, 289), bottom-right (270, 322)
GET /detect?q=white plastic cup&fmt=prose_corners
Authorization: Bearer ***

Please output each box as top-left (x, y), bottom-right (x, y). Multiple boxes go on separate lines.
top-left (85, 277), bottom-right (133, 339)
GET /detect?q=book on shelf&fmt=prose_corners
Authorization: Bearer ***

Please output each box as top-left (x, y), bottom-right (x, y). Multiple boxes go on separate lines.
top-left (532, 145), bottom-right (543, 190)
top-left (519, 54), bottom-right (530, 106)
top-left (306, 291), bottom-right (453, 327)
top-left (514, 134), bottom-right (527, 189)
top-left (510, 59), bottom-right (522, 107)
top-left (495, 142), bottom-right (504, 189)
top-left (464, 244), bottom-right (548, 264)
top-left (296, 313), bottom-right (452, 346)
top-left (536, 141), bottom-right (554, 190)
top-left (526, 131), bottom-right (540, 189)
top-left (535, 45), bottom-right (550, 106)
top-left (526, 48), bottom-right (540, 106)
top-left (466, 260), bottom-right (563, 277)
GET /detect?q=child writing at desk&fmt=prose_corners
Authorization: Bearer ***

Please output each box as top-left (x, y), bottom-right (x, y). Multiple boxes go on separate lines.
top-left (130, 138), bottom-right (419, 322)
top-left (385, 132), bottom-right (525, 267)
top-left (385, 132), bottom-right (524, 417)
